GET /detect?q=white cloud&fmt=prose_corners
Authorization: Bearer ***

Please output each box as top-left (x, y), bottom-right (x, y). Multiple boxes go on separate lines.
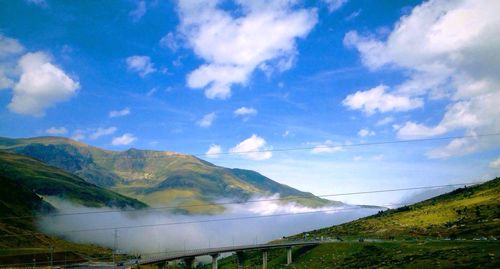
top-left (112, 133), bottom-right (137, 146)
top-left (311, 140), bottom-right (343, 154)
top-left (206, 144), bottom-right (222, 158)
top-left (90, 127), bottom-right (117, 140)
top-left (397, 94), bottom-right (498, 139)
top-left (9, 52), bottom-right (80, 117)
top-left (129, 0), bottom-right (147, 21)
top-left (0, 34), bottom-right (24, 58)
top-left (426, 136), bottom-right (478, 159)
top-left (71, 130), bottom-right (85, 141)
top-left (345, 0), bottom-right (500, 158)
top-left (234, 106), bottom-right (257, 117)
top-left (358, 128), bottom-right (375, 137)
top-left (159, 32), bottom-right (178, 51)
top-left (376, 116), bottom-right (394, 126)
top-left (177, 0), bottom-right (317, 99)
top-left (26, 0), bottom-right (47, 7)
top-left (0, 35), bottom-right (24, 89)
top-left (230, 134), bottom-right (272, 160)
top-left (109, 108), bottom-right (130, 118)
top-left (345, 10), bottom-right (361, 21)
top-left (45, 127), bottom-right (68, 135)
top-left (146, 87), bottom-right (157, 97)
top-left (323, 0), bottom-right (348, 12)
top-left (397, 122), bottom-right (447, 139)
top-left (342, 84), bottom-right (423, 115)
top-left (490, 156), bottom-right (500, 168)
top-left (282, 130), bottom-right (291, 138)
top-left (126, 55), bottom-right (156, 77)
top-left (197, 112), bottom-right (216, 127)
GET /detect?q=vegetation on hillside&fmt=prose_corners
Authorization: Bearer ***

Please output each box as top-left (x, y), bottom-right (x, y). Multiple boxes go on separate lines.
top-left (0, 136), bottom-right (334, 213)
top-left (291, 177), bottom-right (500, 240)
top-left (0, 151), bottom-right (139, 266)
top-left (0, 150), bottom-right (147, 209)
top-left (208, 178), bottom-right (500, 268)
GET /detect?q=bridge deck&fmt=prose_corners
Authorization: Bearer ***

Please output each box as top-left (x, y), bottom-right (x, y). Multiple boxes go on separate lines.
top-left (139, 240), bottom-right (323, 265)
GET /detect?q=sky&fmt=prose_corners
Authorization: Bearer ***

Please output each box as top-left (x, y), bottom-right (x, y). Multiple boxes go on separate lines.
top-left (0, 0), bottom-right (499, 204)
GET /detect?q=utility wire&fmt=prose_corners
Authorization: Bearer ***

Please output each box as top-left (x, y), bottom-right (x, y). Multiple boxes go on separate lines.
top-left (0, 200), bottom-right (465, 239)
top-left (0, 181), bottom-right (482, 221)
top-left (59, 133), bottom-right (500, 159)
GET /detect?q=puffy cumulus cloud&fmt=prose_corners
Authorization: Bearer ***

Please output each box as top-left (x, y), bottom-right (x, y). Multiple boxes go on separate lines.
top-left (345, 0), bottom-right (500, 158)
top-left (126, 55), bottom-right (156, 77)
top-left (45, 127), bottom-right (68, 135)
top-left (342, 85), bottom-right (423, 115)
top-left (358, 128), bottom-right (375, 137)
top-left (205, 144), bottom-right (222, 158)
top-left (230, 134), bottom-right (272, 160)
top-left (111, 133), bottom-right (137, 146)
top-left (197, 112), bottom-right (216, 127)
top-left (90, 127), bottom-right (117, 140)
top-left (177, 0), bottom-right (317, 99)
top-left (109, 107), bottom-right (130, 118)
top-left (490, 156), bottom-right (500, 168)
top-left (234, 106), bottom-right (257, 117)
top-left (426, 136), bottom-right (478, 159)
top-left (311, 140), bottom-right (343, 154)
top-left (9, 52), bottom-right (80, 117)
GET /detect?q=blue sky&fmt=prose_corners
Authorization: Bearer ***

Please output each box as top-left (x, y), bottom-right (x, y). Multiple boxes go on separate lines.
top-left (1, 0), bottom-right (499, 204)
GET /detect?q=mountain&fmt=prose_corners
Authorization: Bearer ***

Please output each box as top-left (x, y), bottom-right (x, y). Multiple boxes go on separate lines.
top-left (0, 150), bottom-right (147, 209)
top-left (210, 178), bottom-right (499, 268)
top-left (0, 150), bottom-right (140, 265)
top-left (0, 136), bottom-right (335, 213)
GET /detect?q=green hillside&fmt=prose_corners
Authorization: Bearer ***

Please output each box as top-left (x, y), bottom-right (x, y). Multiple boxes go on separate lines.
top-left (210, 178), bottom-right (500, 268)
top-left (292, 177), bottom-right (500, 240)
top-left (0, 150), bottom-right (146, 209)
top-left (0, 151), bottom-right (143, 266)
top-left (0, 136), bottom-right (335, 213)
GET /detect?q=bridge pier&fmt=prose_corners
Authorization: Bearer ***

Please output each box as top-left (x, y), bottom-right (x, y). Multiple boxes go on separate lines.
top-left (286, 247), bottom-right (292, 265)
top-left (184, 257), bottom-right (195, 269)
top-left (236, 251), bottom-right (245, 269)
top-left (211, 253), bottom-right (220, 269)
top-left (262, 250), bottom-right (268, 269)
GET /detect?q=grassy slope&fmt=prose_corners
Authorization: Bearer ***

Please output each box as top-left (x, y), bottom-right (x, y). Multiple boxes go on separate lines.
top-left (292, 177), bottom-right (500, 240)
top-left (210, 178), bottom-right (500, 268)
top-left (0, 136), bottom-right (333, 212)
top-left (0, 157), bottom-right (119, 266)
top-left (0, 150), bottom-right (146, 209)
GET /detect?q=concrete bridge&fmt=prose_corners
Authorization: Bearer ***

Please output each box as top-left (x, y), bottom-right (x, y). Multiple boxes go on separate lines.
top-left (134, 240), bottom-right (324, 269)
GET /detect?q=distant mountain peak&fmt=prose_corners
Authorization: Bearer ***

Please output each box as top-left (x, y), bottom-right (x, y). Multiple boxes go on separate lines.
top-left (0, 136), bottom-right (337, 213)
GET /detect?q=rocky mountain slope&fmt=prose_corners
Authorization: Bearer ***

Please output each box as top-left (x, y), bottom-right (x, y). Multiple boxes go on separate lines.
top-left (0, 136), bottom-right (336, 213)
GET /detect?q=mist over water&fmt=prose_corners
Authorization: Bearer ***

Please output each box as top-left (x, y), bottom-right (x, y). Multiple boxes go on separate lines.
top-left (38, 197), bottom-right (380, 255)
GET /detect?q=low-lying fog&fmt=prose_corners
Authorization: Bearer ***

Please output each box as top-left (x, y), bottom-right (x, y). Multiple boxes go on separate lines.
top-left (38, 197), bottom-right (381, 256)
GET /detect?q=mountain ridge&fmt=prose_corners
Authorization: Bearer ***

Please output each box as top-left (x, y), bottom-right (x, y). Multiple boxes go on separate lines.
top-left (0, 136), bottom-right (337, 212)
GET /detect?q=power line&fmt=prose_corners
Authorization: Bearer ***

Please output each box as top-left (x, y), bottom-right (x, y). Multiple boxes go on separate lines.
top-left (0, 198), bottom-right (467, 239)
top-left (42, 133), bottom-right (499, 159)
top-left (0, 181), bottom-right (482, 221)
top-left (198, 133), bottom-right (500, 157)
